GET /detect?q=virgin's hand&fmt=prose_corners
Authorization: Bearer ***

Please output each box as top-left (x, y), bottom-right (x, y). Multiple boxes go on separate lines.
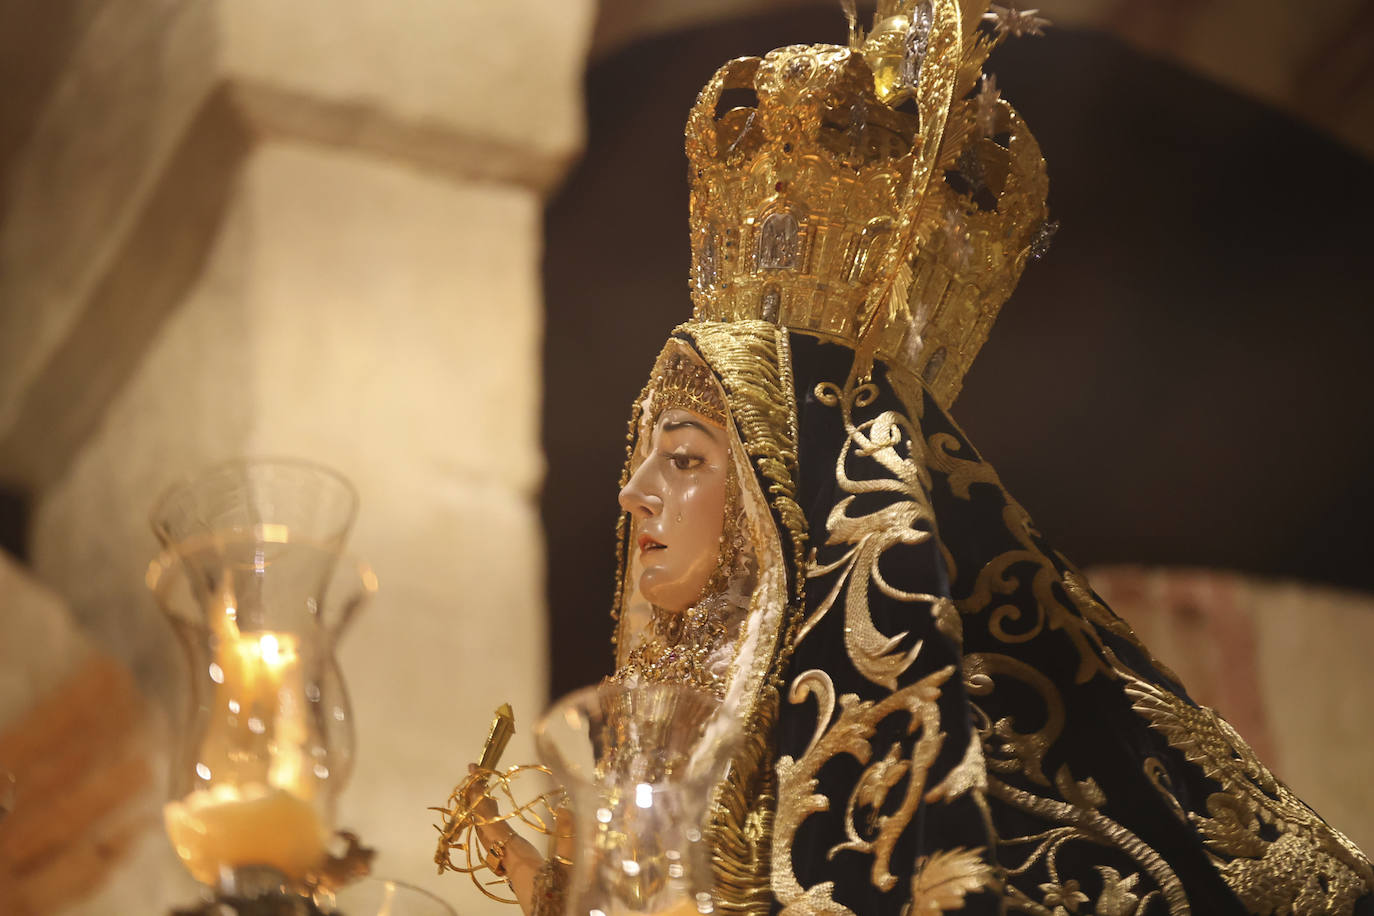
top-left (464, 763), bottom-right (545, 915)
top-left (463, 764), bottom-right (502, 830)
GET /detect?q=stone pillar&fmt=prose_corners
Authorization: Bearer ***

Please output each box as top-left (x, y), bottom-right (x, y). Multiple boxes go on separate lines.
top-left (1, 1), bottom-right (594, 911)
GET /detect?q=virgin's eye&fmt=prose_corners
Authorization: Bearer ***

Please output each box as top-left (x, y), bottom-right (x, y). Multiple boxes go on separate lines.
top-left (666, 452), bottom-right (704, 471)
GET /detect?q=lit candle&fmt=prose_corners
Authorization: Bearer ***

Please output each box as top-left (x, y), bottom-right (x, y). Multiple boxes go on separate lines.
top-left (165, 630), bottom-right (330, 885)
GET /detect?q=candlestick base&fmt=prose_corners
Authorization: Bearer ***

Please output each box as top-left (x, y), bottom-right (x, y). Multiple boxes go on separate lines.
top-left (170, 872), bottom-right (457, 916)
top-left (171, 866), bottom-right (327, 916)
top-left (313, 831), bottom-right (376, 891)
top-left (169, 831), bottom-right (378, 916)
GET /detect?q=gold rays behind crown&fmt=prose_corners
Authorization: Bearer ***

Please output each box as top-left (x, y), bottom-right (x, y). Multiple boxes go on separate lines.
top-left (685, 0), bottom-right (1051, 404)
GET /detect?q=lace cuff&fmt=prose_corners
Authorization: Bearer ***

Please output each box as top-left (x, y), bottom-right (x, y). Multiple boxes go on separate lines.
top-left (530, 858), bottom-right (569, 916)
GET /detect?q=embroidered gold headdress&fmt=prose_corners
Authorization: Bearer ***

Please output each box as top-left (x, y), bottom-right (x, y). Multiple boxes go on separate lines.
top-left (686, 1), bottom-right (1052, 404)
top-left (649, 350), bottom-right (728, 427)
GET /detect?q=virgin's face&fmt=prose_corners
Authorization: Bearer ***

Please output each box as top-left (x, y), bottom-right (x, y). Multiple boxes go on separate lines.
top-left (619, 407), bottom-right (730, 614)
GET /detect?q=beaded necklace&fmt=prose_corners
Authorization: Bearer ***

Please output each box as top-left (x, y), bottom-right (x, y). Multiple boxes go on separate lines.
top-left (613, 592), bottom-right (742, 698)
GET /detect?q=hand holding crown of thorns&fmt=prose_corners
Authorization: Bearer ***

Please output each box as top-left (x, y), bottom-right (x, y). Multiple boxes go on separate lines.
top-left (432, 761), bottom-right (569, 910)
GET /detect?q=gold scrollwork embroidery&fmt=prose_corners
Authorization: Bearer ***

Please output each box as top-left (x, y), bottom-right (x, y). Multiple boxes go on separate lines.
top-left (1126, 677), bottom-right (1374, 915)
top-left (925, 729), bottom-right (989, 806)
top-left (923, 420), bottom-right (1113, 686)
top-left (1142, 756), bottom-right (1188, 823)
top-left (789, 669), bottom-right (837, 760)
top-left (964, 652), bottom-right (1064, 788)
top-left (964, 651), bottom-right (1190, 914)
top-left (987, 776), bottom-right (1190, 916)
top-left (902, 381), bottom-right (1372, 913)
top-left (774, 666), bottom-right (954, 913)
top-left (801, 375), bottom-right (943, 690)
top-left (910, 846), bottom-right (999, 912)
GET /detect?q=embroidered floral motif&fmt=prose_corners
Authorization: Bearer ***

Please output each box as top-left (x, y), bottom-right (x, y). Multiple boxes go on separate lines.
top-left (774, 666), bottom-right (954, 914)
top-left (801, 376), bottom-right (942, 689)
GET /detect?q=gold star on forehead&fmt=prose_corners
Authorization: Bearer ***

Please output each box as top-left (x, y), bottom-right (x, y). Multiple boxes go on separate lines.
top-left (650, 351), bottom-right (727, 427)
top-left (984, 4), bottom-right (1051, 38)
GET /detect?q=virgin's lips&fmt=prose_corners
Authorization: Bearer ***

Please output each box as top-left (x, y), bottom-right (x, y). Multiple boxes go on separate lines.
top-left (638, 534), bottom-right (665, 553)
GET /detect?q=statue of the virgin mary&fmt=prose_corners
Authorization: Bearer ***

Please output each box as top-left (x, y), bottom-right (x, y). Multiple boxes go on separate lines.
top-left (472, 2), bottom-right (1374, 913)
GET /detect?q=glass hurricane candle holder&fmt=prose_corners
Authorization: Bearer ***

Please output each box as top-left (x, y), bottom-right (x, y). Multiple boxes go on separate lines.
top-left (534, 683), bottom-right (740, 916)
top-left (148, 458), bottom-right (374, 894)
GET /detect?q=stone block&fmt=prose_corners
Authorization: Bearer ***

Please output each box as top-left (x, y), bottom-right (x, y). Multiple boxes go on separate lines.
top-left (219, 0), bottom-right (594, 176)
top-left (0, 0), bottom-right (218, 435)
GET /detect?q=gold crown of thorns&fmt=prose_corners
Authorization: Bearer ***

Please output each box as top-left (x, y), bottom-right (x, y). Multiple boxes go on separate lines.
top-left (430, 705), bottom-right (569, 905)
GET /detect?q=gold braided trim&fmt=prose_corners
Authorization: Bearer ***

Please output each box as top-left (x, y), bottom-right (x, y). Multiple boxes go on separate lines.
top-left (676, 320), bottom-right (807, 915)
top-left (708, 685), bottom-right (781, 915)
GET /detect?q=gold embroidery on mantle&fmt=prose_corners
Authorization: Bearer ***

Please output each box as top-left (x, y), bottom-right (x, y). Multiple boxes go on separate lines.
top-left (910, 846), bottom-right (999, 912)
top-left (987, 775), bottom-right (1190, 916)
top-left (789, 669), bottom-right (837, 760)
top-left (965, 652), bottom-right (1064, 788)
top-left (771, 368), bottom-right (998, 910)
top-left (923, 412), bottom-right (1182, 690)
top-left (920, 393), bottom-right (1373, 913)
top-left (773, 666), bottom-right (953, 913)
top-left (1143, 756), bottom-right (1188, 823)
top-left (925, 729), bottom-right (988, 806)
top-left (965, 651), bottom-right (1190, 914)
top-left (1127, 677), bottom-right (1374, 915)
top-left (800, 375), bottom-right (942, 689)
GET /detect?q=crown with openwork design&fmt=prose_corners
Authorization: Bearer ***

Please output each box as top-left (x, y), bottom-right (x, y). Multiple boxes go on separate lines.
top-left (686, 0), bottom-right (1052, 404)
top-left (650, 350), bottom-right (728, 427)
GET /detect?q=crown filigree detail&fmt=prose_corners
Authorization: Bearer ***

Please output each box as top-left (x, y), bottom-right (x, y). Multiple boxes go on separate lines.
top-left (685, 0), bottom-right (1050, 404)
top-left (650, 351), bottom-right (728, 427)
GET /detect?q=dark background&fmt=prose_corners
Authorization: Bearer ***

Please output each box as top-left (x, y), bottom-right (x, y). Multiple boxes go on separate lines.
top-left (541, 10), bottom-right (1374, 696)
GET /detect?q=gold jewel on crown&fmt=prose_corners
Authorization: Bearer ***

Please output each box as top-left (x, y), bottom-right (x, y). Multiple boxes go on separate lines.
top-left (685, 0), bottom-right (1052, 404)
top-left (651, 350), bottom-right (728, 427)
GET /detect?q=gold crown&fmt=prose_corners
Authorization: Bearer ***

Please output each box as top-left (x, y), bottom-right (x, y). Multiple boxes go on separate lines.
top-left (685, 1), bottom-right (1052, 404)
top-left (650, 350), bottom-right (728, 427)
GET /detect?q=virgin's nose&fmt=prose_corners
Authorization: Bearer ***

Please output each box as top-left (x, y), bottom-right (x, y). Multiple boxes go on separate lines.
top-left (618, 462), bottom-right (662, 519)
